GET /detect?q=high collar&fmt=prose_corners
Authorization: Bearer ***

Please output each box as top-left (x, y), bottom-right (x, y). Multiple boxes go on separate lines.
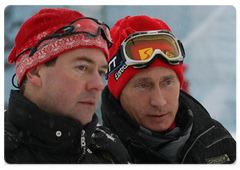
top-left (7, 90), bottom-right (98, 154)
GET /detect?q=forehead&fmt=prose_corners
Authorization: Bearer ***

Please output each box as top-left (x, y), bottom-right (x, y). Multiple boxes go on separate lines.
top-left (130, 66), bottom-right (177, 82)
top-left (58, 48), bottom-right (107, 63)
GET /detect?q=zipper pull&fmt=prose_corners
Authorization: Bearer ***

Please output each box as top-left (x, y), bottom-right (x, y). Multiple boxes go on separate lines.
top-left (81, 130), bottom-right (86, 148)
top-left (77, 130), bottom-right (86, 163)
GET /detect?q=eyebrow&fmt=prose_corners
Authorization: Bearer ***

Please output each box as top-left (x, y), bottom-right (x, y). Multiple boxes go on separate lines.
top-left (133, 74), bottom-right (177, 83)
top-left (135, 77), bottom-right (152, 82)
top-left (73, 56), bottom-right (94, 63)
top-left (73, 56), bottom-right (108, 69)
top-left (160, 74), bottom-right (176, 81)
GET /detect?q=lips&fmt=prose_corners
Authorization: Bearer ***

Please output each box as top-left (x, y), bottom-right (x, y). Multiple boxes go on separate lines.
top-left (79, 99), bottom-right (96, 106)
top-left (150, 115), bottom-right (163, 117)
top-left (148, 113), bottom-right (168, 121)
top-left (149, 113), bottom-right (167, 117)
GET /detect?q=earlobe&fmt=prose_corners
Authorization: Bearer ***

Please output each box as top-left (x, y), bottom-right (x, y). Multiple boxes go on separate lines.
top-left (26, 67), bottom-right (42, 87)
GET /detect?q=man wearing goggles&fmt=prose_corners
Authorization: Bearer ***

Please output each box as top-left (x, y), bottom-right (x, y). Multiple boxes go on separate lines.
top-left (101, 15), bottom-right (236, 163)
top-left (5, 8), bottom-right (129, 163)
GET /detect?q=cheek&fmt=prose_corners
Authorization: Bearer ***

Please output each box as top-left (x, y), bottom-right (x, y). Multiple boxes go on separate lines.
top-left (96, 91), bottom-right (101, 99)
top-left (120, 90), bottom-right (147, 120)
top-left (43, 70), bottom-right (83, 100)
top-left (165, 90), bottom-right (179, 111)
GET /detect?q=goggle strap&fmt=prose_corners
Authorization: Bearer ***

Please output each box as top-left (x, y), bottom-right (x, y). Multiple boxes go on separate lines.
top-left (178, 40), bottom-right (185, 58)
top-left (105, 49), bottom-right (124, 79)
top-left (11, 74), bottom-right (19, 89)
top-left (99, 28), bottom-right (113, 49)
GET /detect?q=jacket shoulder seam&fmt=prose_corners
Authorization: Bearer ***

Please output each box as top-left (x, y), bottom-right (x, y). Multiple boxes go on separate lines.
top-left (198, 134), bottom-right (233, 148)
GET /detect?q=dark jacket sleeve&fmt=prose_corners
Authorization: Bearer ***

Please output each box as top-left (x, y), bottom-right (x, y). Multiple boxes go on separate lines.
top-left (4, 111), bottom-right (21, 154)
top-left (183, 119), bottom-right (236, 164)
top-left (89, 126), bottom-right (130, 163)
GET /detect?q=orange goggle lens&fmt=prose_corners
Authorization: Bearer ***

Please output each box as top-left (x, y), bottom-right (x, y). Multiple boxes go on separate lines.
top-left (125, 34), bottom-right (180, 61)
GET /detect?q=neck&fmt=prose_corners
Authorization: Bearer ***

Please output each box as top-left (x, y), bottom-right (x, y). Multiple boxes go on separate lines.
top-left (160, 121), bottom-right (176, 134)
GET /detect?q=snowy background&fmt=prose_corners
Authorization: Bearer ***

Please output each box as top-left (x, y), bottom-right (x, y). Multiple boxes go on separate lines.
top-left (4, 5), bottom-right (236, 138)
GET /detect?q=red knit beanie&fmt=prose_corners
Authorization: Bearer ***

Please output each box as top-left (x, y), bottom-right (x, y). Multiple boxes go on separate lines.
top-left (8, 8), bottom-right (109, 86)
top-left (108, 15), bottom-right (184, 100)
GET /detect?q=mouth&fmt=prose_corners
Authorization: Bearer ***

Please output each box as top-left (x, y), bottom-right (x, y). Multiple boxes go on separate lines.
top-left (149, 113), bottom-right (167, 117)
top-left (148, 113), bottom-right (168, 121)
top-left (79, 100), bottom-right (96, 107)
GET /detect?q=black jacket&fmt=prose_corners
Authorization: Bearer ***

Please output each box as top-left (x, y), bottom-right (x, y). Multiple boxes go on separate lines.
top-left (5, 90), bottom-right (129, 164)
top-left (101, 86), bottom-right (236, 164)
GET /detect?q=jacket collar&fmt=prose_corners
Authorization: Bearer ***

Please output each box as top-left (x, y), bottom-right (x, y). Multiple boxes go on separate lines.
top-left (179, 90), bottom-right (215, 143)
top-left (7, 90), bottom-right (98, 154)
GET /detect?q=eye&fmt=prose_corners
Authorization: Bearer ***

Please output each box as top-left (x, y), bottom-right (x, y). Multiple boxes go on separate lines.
top-left (78, 66), bottom-right (86, 71)
top-left (99, 70), bottom-right (106, 77)
top-left (139, 83), bottom-right (147, 88)
top-left (164, 80), bottom-right (172, 85)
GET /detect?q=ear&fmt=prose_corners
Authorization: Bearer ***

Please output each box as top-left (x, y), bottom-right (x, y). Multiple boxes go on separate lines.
top-left (26, 66), bottom-right (42, 87)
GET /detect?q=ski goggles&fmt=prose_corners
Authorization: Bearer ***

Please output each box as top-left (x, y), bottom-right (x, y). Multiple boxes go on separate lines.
top-left (121, 30), bottom-right (185, 68)
top-left (14, 17), bottom-right (112, 62)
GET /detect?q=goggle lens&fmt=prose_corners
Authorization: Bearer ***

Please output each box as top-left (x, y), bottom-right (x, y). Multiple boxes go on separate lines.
top-left (71, 18), bottom-right (111, 43)
top-left (125, 34), bottom-right (180, 62)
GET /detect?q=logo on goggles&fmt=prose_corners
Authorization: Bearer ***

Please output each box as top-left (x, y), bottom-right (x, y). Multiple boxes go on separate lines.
top-left (139, 48), bottom-right (153, 60)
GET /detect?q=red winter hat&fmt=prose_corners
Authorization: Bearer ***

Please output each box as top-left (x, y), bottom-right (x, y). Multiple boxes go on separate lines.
top-left (8, 8), bottom-right (109, 86)
top-left (108, 15), bottom-right (184, 100)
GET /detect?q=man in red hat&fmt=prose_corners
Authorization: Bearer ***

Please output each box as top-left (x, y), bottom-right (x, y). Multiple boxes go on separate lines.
top-left (5, 8), bottom-right (129, 163)
top-left (101, 15), bottom-right (236, 163)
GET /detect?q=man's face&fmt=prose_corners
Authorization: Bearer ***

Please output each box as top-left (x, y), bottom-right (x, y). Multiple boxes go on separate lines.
top-left (38, 48), bottom-right (107, 125)
top-left (119, 66), bottom-right (180, 132)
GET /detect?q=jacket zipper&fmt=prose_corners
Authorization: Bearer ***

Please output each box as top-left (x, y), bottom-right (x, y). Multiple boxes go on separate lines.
top-left (181, 125), bottom-right (215, 163)
top-left (77, 130), bottom-right (86, 163)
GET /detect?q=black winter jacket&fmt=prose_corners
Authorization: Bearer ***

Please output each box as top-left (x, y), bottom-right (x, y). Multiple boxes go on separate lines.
top-left (101, 86), bottom-right (236, 164)
top-left (5, 90), bottom-right (129, 164)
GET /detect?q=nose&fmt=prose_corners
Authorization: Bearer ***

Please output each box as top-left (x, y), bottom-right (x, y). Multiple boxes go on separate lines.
top-left (150, 87), bottom-right (167, 109)
top-left (86, 72), bottom-right (105, 91)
